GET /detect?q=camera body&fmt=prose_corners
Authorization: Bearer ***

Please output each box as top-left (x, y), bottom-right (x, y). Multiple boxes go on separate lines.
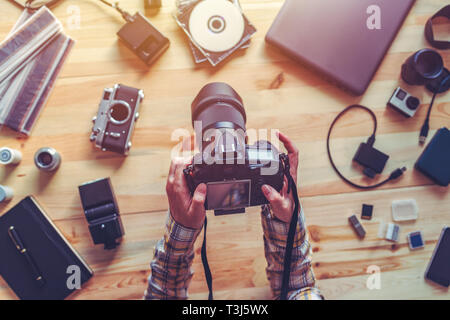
top-left (184, 142), bottom-right (285, 215)
top-left (90, 84), bottom-right (144, 155)
top-left (183, 83), bottom-right (286, 215)
top-left (387, 87), bottom-right (421, 118)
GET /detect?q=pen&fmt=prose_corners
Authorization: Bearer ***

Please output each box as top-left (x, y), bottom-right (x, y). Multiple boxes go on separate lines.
top-left (8, 226), bottom-right (45, 287)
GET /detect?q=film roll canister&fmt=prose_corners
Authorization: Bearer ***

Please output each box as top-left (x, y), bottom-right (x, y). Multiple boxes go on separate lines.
top-left (0, 185), bottom-right (14, 202)
top-left (0, 147), bottom-right (22, 165)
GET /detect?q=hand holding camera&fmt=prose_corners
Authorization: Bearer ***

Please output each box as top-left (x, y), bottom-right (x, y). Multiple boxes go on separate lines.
top-left (261, 131), bottom-right (299, 223)
top-left (183, 83), bottom-right (288, 216)
top-left (166, 157), bottom-right (207, 230)
top-left (167, 83), bottom-right (301, 227)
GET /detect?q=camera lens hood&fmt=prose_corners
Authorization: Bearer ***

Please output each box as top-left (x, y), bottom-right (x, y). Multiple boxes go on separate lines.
top-left (191, 82), bottom-right (247, 130)
top-left (401, 49), bottom-right (444, 85)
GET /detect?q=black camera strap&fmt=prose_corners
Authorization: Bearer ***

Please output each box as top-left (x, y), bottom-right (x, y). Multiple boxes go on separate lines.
top-left (425, 5), bottom-right (450, 50)
top-left (279, 154), bottom-right (300, 300)
top-left (200, 154), bottom-right (299, 300)
top-left (201, 216), bottom-right (214, 300)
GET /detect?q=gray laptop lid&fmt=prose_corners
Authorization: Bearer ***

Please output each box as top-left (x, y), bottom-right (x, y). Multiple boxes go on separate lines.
top-left (266, 0), bottom-right (415, 95)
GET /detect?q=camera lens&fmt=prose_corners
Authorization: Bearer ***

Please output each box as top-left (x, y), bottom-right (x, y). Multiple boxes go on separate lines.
top-left (191, 83), bottom-right (247, 159)
top-left (191, 82), bottom-right (246, 131)
top-left (34, 147), bottom-right (61, 172)
top-left (406, 96), bottom-right (420, 110)
top-left (109, 102), bottom-right (130, 124)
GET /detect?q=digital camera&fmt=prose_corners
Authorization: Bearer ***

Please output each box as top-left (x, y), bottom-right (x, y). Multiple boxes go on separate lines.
top-left (387, 87), bottom-right (421, 118)
top-left (183, 83), bottom-right (287, 215)
top-left (90, 84), bottom-right (144, 155)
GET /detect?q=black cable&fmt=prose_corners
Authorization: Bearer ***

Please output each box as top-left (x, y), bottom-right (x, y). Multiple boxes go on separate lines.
top-left (98, 0), bottom-right (133, 22)
top-left (419, 75), bottom-right (450, 145)
top-left (327, 105), bottom-right (406, 190)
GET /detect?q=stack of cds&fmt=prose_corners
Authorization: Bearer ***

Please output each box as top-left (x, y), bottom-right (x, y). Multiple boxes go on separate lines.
top-left (174, 0), bottom-right (256, 66)
top-left (0, 6), bottom-right (74, 135)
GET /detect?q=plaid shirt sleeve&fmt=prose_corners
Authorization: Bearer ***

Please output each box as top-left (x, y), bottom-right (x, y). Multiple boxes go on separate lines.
top-left (261, 204), bottom-right (323, 300)
top-left (144, 211), bottom-right (201, 300)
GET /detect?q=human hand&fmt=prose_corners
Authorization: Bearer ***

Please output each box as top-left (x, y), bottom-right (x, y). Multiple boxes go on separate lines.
top-left (166, 157), bottom-right (207, 230)
top-left (261, 132), bottom-right (299, 223)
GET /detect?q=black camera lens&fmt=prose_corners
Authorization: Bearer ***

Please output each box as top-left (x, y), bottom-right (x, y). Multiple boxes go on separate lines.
top-left (191, 83), bottom-right (247, 159)
top-left (109, 102), bottom-right (130, 124)
top-left (191, 82), bottom-right (246, 132)
top-left (406, 96), bottom-right (420, 110)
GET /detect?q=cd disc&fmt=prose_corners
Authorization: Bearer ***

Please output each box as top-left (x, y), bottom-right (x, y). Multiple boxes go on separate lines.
top-left (189, 0), bottom-right (245, 53)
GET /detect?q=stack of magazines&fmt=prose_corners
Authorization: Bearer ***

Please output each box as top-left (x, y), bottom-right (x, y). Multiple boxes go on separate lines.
top-left (0, 6), bottom-right (74, 135)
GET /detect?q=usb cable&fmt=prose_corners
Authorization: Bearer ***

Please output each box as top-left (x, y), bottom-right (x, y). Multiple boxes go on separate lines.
top-left (419, 75), bottom-right (450, 145)
top-left (99, 0), bottom-right (134, 22)
top-left (327, 105), bottom-right (407, 190)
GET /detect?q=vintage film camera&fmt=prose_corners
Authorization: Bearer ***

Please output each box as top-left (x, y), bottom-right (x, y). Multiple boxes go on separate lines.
top-left (183, 83), bottom-right (286, 216)
top-left (90, 84), bottom-right (144, 155)
top-left (387, 87), bottom-right (421, 118)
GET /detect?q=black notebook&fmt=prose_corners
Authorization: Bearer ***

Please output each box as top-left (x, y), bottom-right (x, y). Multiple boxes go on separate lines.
top-left (0, 196), bottom-right (93, 300)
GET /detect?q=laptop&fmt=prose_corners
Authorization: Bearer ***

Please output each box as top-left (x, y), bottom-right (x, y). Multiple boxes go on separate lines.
top-left (266, 0), bottom-right (416, 95)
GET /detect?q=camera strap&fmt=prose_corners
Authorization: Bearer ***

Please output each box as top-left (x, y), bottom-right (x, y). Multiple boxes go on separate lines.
top-left (200, 154), bottom-right (299, 300)
top-left (279, 154), bottom-right (299, 300)
top-left (201, 216), bottom-right (214, 300)
top-left (425, 5), bottom-right (450, 50)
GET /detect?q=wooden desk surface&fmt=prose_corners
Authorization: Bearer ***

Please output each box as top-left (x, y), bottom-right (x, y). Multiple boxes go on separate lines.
top-left (0, 0), bottom-right (448, 300)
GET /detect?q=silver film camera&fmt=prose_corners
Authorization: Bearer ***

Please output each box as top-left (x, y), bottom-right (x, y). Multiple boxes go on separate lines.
top-left (90, 84), bottom-right (144, 155)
